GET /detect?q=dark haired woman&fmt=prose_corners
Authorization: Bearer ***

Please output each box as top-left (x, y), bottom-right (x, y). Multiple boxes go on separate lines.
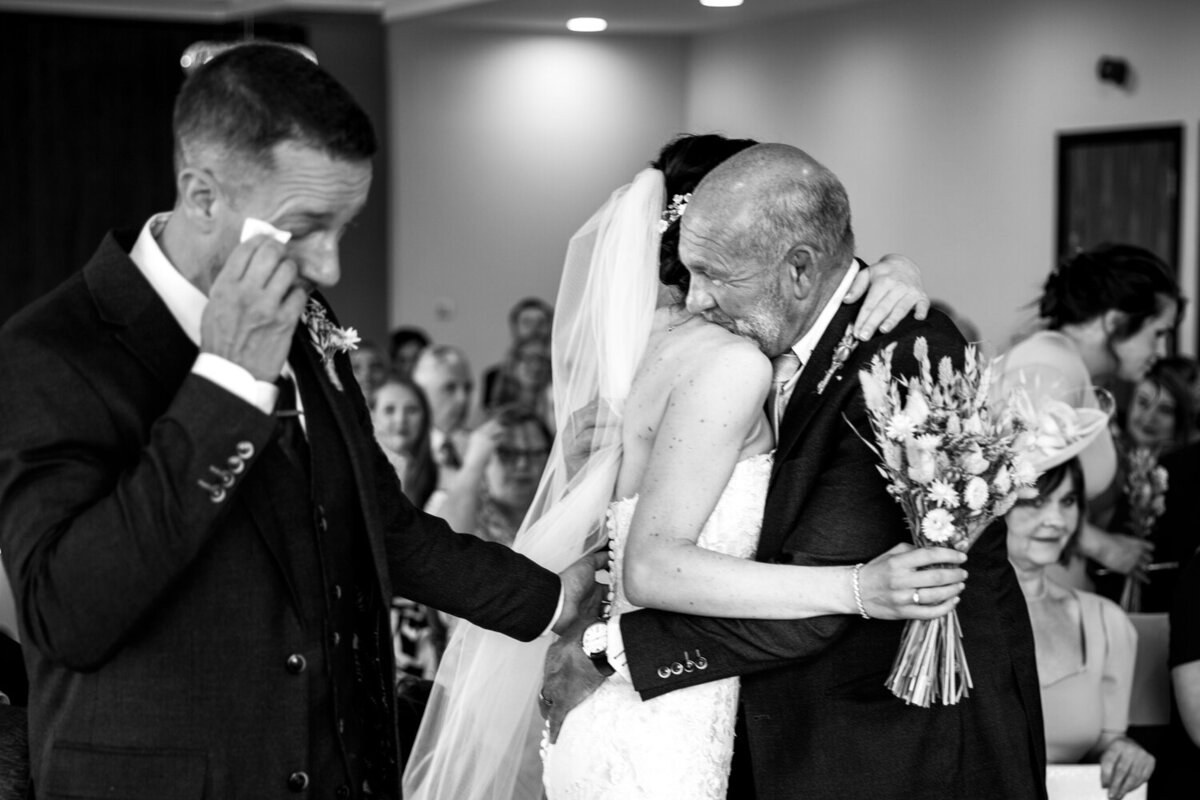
top-left (997, 243), bottom-right (1183, 584)
top-left (371, 371), bottom-right (438, 509)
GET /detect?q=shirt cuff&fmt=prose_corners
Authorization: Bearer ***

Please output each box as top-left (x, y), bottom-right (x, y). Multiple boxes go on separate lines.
top-left (193, 353), bottom-right (278, 414)
top-left (606, 614), bottom-right (631, 681)
top-left (540, 584), bottom-right (566, 637)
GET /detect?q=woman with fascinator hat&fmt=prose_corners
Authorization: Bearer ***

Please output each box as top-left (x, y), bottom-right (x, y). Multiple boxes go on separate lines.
top-left (403, 134), bottom-right (969, 800)
top-left (1004, 398), bottom-right (1155, 799)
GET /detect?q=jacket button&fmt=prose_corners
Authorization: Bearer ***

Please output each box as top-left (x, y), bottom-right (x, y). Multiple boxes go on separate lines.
top-left (287, 771), bottom-right (309, 792)
top-left (237, 441), bottom-right (255, 459)
top-left (286, 654), bottom-right (307, 674)
top-left (335, 785), bottom-right (351, 799)
top-left (657, 666), bottom-right (671, 679)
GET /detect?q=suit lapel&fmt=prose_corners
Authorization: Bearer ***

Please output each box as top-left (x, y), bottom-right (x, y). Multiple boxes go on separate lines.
top-left (290, 305), bottom-right (391, 594)
top-left (83, 234), bottom-right (307, 613)
top-left (771, 299), bottom-right (864, 482)
top-left (84, 233), bottom-right (197, 394)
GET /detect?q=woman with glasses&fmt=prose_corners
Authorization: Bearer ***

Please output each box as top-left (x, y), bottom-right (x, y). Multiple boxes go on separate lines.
top-left (426, 403), bottom-right (552, 547)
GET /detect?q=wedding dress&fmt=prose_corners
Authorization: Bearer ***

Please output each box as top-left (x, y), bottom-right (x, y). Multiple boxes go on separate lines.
top-left (541, 450), bottom-right (772, 800)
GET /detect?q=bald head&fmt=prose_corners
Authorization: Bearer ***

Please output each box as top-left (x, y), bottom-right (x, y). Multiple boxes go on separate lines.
top-left (688, 143), bottom-right (855, 271)
top-left (677, 143), bottom-right (856, 357)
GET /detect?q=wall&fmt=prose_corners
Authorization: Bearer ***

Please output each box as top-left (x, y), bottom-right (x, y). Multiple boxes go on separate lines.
top-left (686, 0), bottom-right (1200, 353)
top-left (385, 24), bottom-right (688, 374)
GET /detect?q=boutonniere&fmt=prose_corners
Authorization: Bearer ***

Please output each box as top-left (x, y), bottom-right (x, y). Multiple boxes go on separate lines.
top-left (301, 297), bottom-right (360, 391)
top-left (816, 324), bottom-right (860, 395)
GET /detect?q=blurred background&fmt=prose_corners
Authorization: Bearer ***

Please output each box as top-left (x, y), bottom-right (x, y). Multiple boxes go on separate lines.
top-left (2, 0), bottom-right (1198, 376)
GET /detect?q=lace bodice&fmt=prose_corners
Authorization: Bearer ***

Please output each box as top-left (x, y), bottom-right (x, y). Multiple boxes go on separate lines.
top-left (542, 451), bottom-right (772, 800)
top-left (606, 451), bottom-right (772, 617)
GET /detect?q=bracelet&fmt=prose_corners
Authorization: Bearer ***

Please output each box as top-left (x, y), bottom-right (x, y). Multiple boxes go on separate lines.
top-left (852, 563), bottom-right (870, 619)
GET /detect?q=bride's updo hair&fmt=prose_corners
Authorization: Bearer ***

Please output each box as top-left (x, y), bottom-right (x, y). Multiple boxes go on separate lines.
top-left (653, 134), bottom-right (758, 291)
top-left (1038, 243), bottom-right (1182, 339)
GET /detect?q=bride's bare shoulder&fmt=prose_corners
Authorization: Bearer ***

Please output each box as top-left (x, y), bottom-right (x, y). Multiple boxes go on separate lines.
top-left (673, 322), bottom-right (771, 392)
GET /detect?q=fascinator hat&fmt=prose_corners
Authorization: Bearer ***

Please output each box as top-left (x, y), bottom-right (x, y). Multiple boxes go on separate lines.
top-left (1009, 390), bottom-right (1112, 474)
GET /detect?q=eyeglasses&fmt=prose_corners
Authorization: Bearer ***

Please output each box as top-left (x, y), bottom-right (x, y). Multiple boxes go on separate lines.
top-left (495, 446), bottom-right (550, 465)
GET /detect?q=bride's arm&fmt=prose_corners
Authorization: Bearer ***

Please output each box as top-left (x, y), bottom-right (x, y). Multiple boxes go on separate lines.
top-left (622, 339), bottom-right (965, 620)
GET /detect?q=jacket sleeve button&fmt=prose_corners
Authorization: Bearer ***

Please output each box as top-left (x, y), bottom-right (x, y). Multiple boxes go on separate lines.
top-left (285, 654), bottom-right (307, 674)
top-left (287, 771), bottom-right (309, 792)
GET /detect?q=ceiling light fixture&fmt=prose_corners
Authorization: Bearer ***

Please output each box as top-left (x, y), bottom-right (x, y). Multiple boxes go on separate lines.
top-left (700, 0), bottom-right (744, 7)
top-left (567, 17), bottom-right (608, 32)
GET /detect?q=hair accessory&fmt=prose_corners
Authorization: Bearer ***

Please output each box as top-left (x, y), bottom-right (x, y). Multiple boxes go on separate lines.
top-left (1008, 390), bottom-right (1110, 473)
top-left (852, 563), bottom-right (870, 619)
top-left (656, 192), bottom-right (692, 233)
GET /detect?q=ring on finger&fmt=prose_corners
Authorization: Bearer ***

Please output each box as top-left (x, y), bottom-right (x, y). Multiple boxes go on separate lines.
top-left (912, 589), bottom-right (922, 605)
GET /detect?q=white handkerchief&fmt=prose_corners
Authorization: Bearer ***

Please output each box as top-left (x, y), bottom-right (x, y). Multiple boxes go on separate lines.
top-left (239, 217), bottom-right (292, 244)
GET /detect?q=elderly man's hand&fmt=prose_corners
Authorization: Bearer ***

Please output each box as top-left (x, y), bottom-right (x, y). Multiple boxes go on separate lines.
top-left (843, 253), bottom-right (930, 340)
top-left (541, 615), bottom-right (609, 744)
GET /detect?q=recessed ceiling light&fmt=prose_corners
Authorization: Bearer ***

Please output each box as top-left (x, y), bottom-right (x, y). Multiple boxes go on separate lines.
top-left (567, 17), bottom-right (608, 32)
top-left (700, 0), bottom-right (744, 7)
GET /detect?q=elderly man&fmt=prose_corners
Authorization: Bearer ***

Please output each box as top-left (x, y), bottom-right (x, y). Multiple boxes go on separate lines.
top-left (544, 144), bottom-right (1046, 800)
top-left (0, 43), bottom-right (595, 799)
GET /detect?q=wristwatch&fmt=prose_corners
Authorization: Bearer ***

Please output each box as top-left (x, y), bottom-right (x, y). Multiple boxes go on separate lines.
top-left (581, 620), bottom-right (615, 676)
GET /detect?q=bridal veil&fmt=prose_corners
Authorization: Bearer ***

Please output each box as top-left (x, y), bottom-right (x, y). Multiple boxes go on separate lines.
top-left (402, 167), bottom-right (665, 800)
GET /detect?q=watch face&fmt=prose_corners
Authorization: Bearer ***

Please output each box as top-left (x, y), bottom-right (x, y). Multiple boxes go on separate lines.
top-left (582, 621), bottom-right (607, 657)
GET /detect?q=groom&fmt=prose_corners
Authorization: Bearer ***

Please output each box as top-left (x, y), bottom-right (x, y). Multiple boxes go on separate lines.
top-left (543, 144), bottom-right (1047, 799)
top-left (0, 44), bottom-right (596, 798)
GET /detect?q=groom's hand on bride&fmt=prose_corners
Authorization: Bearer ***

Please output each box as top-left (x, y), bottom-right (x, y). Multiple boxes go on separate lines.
top-left (859, 543), bottom-right (968, 620)
top-left (844, 253), bottom-right (930, 341)
top-left (541, 614), bottom-right (607, 744)
top-left (553, 551), bottom-right (606, 634)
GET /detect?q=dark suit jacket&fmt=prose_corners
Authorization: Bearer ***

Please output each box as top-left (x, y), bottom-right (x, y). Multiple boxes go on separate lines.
top-left (620, 299), bottom-right (1047, 800)
top-left (0, 231), bottom-right (561, 798)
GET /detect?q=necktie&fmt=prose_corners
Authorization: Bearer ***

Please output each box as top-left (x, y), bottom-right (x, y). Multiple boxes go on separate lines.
top-left (275, 374), bottom-right (311, 479)
top-left (438, 436), bottom-right (462, 470)
top-left (770, 351), bottom-right (803, 434)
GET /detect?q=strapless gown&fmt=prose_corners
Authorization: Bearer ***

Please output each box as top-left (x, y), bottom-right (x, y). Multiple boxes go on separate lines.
top-left (541, 452), bottom-right (772, 800)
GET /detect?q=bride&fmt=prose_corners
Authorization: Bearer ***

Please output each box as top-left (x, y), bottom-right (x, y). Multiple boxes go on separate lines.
top-left (403, 135), bottom-right (967, 800)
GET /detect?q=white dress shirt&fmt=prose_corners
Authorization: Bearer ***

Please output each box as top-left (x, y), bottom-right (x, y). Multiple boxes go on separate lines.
top-left (128, 213), bottom-right (286, 420)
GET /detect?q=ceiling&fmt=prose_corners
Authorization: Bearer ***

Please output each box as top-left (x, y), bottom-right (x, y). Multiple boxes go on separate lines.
top-left (0, 0), bottom-right (878, 33)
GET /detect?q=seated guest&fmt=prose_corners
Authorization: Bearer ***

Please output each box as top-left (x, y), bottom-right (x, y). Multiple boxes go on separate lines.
top-left (425, 404), bottom-right (551, 548)
top-left (388, 325), bottom-right (431, 379)
top-left (1155, 355), bottom-right (1200, 434)
top-left (350, 338), bottom-right (389, 398)
top-left (370, 374), bottom-right (445, 710)
top-left (1168, 550), bottom-right (1200, 788)
top-left (484, 336), bottom-right (555, 435)
top-left (412, 345), bottom-right (474, 490)
top-left (1125, 359), bottom-right (1196, 455)
top-left (1097, 360), bottom-right (1198, 611)
top-left (1006, 450), bottom-right (1155, 799)
top-left (371, 371), bottom-right (438, 509)
top-left (481, 297), bottom-right (552, 410)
